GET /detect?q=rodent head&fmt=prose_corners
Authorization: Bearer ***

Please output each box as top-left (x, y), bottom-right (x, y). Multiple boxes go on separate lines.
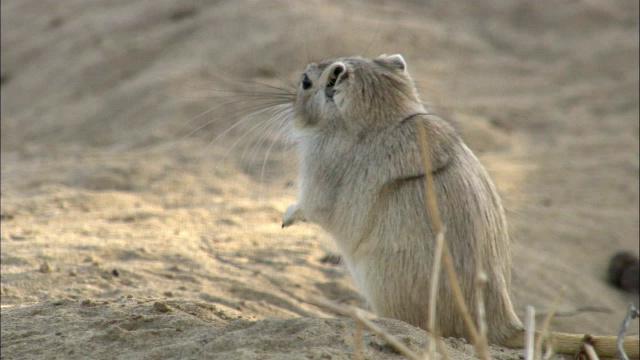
top-left (293, 54), bottom-right (425, 134)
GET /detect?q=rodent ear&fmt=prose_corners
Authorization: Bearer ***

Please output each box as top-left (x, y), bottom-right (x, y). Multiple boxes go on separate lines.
top-left (326, 62), bottom-right (347, 88)
top-left (375, 54), bottom-right (407, 72)
top-left (325, 62), bottom-right (347, 98)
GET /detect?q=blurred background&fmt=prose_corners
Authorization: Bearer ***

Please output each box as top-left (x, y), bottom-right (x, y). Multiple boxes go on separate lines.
top-left (1, 0), bottom-right (638, 346)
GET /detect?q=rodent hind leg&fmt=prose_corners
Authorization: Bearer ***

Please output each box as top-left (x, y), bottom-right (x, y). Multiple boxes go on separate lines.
top-left (282, 203), bottom-right (306, 228)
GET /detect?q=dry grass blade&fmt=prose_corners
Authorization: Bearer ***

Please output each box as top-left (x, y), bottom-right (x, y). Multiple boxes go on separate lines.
top-left (534, 288), bottom-right (565, 358)
top-left (435, 337), bottom-right (453, 360)
top-left (583, 343), bottom-right (600, 360)
top-left (415, 121), bottom-right (486, 358)
top-left (310, 296), bottom-right (424, 360)
top-left (475, 270), bottom-right (490, 360)
top-left (426, 230), bottom-right (446, 358)
top-left (474, 215), bottom-right (489, 360)
top-left (617, 303), bottom-right (639, 360)
top-left (440, 246), bottom-right (482, 343)
top-left (415, 122), bottom-right (442, 233)
top-left (524, 306), bottom-right (536, 360)
top-left (354, 322), bottom-right (363, 360)
top-left (542, 344), bottom-right (555, 360)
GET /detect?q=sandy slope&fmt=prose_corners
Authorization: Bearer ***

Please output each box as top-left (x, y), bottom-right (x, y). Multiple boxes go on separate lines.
top-left (1, 0), bottom-right (638, 359)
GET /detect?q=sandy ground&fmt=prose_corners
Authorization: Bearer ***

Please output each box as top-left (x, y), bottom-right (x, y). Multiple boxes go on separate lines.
top-left (1, 0), bottom-right (638, 359)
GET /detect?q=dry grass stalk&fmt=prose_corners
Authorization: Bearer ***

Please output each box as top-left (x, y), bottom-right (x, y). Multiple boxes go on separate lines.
top-left (440, 245), bottom-right (482, 343)
top-left (541, 344), bottom-right (555, 360)
top-left (415, 122), bottom-right (442, 233)
top-left (583, 343), bottom-right (600, 360)
top-left (354, 321), bottom-right (363, 360)
top-left (435, 337), bottom-right (452, 360)
top-left (416, 122), bottom-right (487, 359)
top-left (474, 270), bottom-right (490, 360)
top-left (524, 305), bottom-right (536, 360)
top-left (310, 296), bottom-right (424, 360)
top-left (426, 230), bottom-right (446, 358)
top-left (617, 303), bottom-right (639, 360)
top-left (534, 288), bottom-right (565, 358)
top-left (474, 217), bottom-right (490, 360)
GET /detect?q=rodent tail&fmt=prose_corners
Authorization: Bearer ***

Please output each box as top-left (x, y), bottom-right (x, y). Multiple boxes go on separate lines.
top-left (503, 330), bottom-right (639, 359)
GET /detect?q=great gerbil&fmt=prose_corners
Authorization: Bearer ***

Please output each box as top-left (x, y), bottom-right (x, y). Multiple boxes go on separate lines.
top-left (281, 54), bottom-right (638, 358)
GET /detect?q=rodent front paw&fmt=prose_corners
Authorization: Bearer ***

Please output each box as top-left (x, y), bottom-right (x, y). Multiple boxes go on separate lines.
top-left (282, 203), bottom-right (305, 228)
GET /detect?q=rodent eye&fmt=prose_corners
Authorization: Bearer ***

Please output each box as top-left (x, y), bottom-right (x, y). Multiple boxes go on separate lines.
top-left (301, 74), bottom-right (312, 90)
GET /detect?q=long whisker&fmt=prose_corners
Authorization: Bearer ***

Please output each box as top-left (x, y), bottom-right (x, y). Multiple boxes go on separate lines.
top-left (199, 88), bottom-right (294, 98)
top-left (169, 90), bottom-right (292, 148)
top-left (174, 74), bottom-right (294, 129)
top-left (177, 101), bottom-right (282, 146)
top-left (260, 109), bottom-right (292, 188)
top-left (245, 106), bottom-right (292, 168)
top-left (236, 79), bottom-right (295, 95)
top-left (194, 105), bottom-right (275, 159)
top-left (274, 75), bottom-right (297, 91)
top-left (239, 110), bottom-right (284, 165)
top-left (181, 99), bottom-right (292, 145)
top-left (212, 105), bottom-right (290, 164)
top-left (171, 77), bottom-right (298, 189)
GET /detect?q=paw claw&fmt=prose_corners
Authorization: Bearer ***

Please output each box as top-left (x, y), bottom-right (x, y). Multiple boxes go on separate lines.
top-left (282, 203), bottom-right (304, 228)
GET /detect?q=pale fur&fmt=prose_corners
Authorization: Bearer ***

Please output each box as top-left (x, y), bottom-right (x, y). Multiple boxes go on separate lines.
top-left (282, 55), bottom-right (638, 358)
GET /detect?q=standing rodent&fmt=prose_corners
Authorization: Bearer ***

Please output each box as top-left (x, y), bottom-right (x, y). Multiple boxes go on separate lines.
top-left (281, 54), bottom-right (639, 358)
